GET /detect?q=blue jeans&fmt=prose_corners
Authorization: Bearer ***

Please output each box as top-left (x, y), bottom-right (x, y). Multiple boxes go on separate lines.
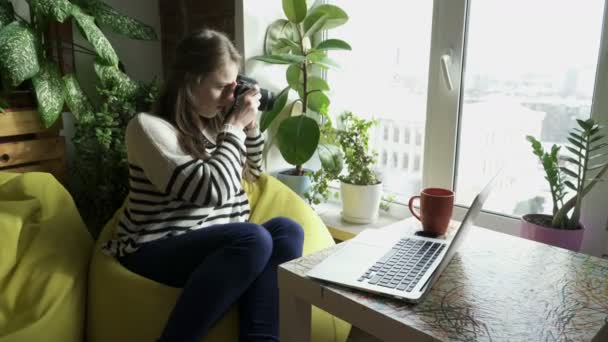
top-left (118, 217), bottom-right (304, 342)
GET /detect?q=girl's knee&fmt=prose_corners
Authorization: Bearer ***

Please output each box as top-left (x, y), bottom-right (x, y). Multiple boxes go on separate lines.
top-left (237, 223), bottom-right (273, 256)
top-left (269, 217), bottom-right (304, 241)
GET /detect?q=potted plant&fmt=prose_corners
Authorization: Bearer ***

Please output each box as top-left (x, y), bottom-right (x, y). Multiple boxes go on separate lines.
top-left (253, 0), bottom-right (350, 196)
top-left (0, 0), bottom-right (156, 125)
top-left (305, 112), bottom-right (382, 223)
top-left (524, 118), bottom-right (608, 251)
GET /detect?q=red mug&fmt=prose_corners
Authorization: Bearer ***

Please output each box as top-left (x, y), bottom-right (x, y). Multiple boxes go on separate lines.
top-left (408, 188), bottom-right (454, 236)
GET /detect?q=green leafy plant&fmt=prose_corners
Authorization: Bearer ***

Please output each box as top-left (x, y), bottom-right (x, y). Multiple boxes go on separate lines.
top-left (305, 111), bottom-right (380, 204)
top-left (527, 118), bottom-right (608, 229)
top-left (72, 79), bottom-right (160, 236)
top-left (253, 0), bottom-right (350, 176)
top-left (0, 0), bottom-right (156, 125)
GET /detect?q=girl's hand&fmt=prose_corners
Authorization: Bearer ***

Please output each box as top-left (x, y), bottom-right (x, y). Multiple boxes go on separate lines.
top-left (226, 86), bottom-right (260, 129)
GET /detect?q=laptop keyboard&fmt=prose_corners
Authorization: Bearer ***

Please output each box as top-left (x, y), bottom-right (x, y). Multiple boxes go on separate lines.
top-left (357, 238), bottom-right (445, 292)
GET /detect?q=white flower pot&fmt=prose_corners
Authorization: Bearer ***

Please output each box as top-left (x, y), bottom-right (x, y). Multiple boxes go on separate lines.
top-left (340, 181), bottom-right (383, 224)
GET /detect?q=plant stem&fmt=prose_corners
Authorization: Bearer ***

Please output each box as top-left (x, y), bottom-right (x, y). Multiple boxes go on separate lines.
top-left (553, 162), bottom-right (608, 226)
top-left (570, 131), bottom-right (590, 227)
top-left (296, 164), bottom-right (303, 176)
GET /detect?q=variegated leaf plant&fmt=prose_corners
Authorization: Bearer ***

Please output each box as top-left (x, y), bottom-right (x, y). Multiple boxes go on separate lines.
top-left (0, 0), bottom-right (156, 125)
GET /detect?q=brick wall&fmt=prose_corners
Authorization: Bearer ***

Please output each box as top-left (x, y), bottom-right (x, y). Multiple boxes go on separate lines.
top-left (158, 0), bottom-right (236, 75)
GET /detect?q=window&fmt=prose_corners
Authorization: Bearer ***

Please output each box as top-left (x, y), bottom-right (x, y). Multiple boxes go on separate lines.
top-left (323, 0), bottom-right (608, 233)
top-left (329, 0), bottom-right (433, 200)
top-left (404, 128), bottom-right (411, 145)
top-left (453, 0), bottom-right (605, 217)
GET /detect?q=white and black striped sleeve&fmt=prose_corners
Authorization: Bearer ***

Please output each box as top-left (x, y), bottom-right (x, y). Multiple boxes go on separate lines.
top-left (126, 114), bottom-right (247, 206)
top-left (243, 126), bottom-right (264, 179)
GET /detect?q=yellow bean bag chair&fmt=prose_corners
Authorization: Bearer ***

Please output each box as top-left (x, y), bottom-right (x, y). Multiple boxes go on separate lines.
top-left (0, 172), bottom-right (92, 342)
top-left (87, 174), bottom-right (351, 342)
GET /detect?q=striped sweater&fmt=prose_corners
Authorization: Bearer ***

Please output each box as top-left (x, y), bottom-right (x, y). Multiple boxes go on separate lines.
top-left (103, 112), bottom-right (264, 257)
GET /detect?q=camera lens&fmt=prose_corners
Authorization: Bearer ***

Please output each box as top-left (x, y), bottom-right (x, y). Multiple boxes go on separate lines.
top-left (258, 89), bottom-right (275, 112)
top-left (234, 75), bottom-right (275, 112)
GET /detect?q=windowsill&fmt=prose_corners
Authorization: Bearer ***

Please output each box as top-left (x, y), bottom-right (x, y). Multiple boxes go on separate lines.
top-left (314, 202), bottom-right (404, 242)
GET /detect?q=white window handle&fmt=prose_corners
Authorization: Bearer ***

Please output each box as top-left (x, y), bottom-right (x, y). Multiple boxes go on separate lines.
top-left (440, 53), bottom-right (454, 91)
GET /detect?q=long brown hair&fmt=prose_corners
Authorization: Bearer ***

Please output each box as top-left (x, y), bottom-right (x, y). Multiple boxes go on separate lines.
top-left (154, 28), bottom-right (241, 159)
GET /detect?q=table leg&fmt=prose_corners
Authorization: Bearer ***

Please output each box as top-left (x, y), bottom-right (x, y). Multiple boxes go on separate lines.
top-left (280, 288), bottom-right (311, 342)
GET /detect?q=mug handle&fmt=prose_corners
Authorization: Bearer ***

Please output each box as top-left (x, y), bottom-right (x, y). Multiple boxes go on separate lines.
top-left (408, 196), bottom-right (422, 221)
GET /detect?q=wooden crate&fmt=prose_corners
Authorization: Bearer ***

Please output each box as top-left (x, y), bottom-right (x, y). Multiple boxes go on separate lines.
top-left (0, 109), bottom-right (68, 184)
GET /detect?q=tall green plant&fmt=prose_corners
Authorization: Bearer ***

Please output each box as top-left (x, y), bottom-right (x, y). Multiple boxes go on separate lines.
top-left (253, 0), bottom-right (350, 176)
top-left (72, 79), bottom-right (159, 236)
top-left (0, 0), bottom-right (156, 122)
top-left (527, 118), bottom-right (608, 229)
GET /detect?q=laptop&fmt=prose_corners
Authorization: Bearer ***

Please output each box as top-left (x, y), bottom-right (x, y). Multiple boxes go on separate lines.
top-left (307, 177), bottom-right (495, 303)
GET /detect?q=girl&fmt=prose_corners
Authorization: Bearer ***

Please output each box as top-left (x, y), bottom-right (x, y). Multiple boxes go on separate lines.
top-left (103, 28), bottom-right (304, 342)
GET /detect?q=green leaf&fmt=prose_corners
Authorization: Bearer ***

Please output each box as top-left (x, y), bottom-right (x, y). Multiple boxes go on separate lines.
top-left (86, 0), bottom-right (157, 40)
top-left (286, 64), bottom-right (302, 90)
top-left (307, 76), bottom-right (330, 92)
top-left (568, 132), bottom-right (584, 141)
top-left (264, 19), bottom-right (296, 55)
top-left (282, 0), bottom-right (307, 23)
top-left (304, 13), bottom-right (328, 38)
top-left (566, 146), bottom-right (584, 159)
top-left (590, 134), bottom-right (605, 144)
top-left (30, 0), bottom-right (72, 23)
top-left (560, 167), bottom-right (578, 179)
top-left (564, 180), bottom-right (578, 191)
top-left (564, 157), bottom-right (580, 166)
top-left (303, 4), bottom-right (348, 32)
top-left (315, 38), bottom-right (351, 51)
top-left (307, 90), bottom-right (330, 115)
top-left (260, 87), bottom-right (289, 132)
top-left (32, 61), bottom-right (65, 128)
top-left (0, 22), bottom-right (40, 87)
top-left (587, 162), bottom-right (608, 171)
top-left (590, 142), bottom-right (608, 152)
top-left (72, 5), bottom-right (118, 66)
top-left (94, 60), bottom-right (138, 96)
top-left (277, 115), bottom-right (320, 165)
top-left (308, 51), bottom-right (339, 69)
top-left (576, 118), bottom-right (592, 130)
top-left (278, 38), bottom-right (300, 51)
top-left (0, 0), bottom-right (15, 30)
top-left (318, 143), bottom-right (343, 176)
top-left (253, 54), bottom-right (306, 65)
top-left (567, 137), bottom-right (585, 150)
top-left (63, 73), bottom-right (93, 121)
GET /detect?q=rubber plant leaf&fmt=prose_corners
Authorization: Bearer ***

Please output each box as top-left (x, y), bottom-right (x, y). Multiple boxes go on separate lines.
top-left (282, 0), bottom-right (307, 23)
top-left (277, 115), bottom-right (320, 166)
top-left (315, 38), bottom-right (351, 51)
top-left (264, 19), bottom-right (296, 55)
top-left (303, 4), bottom-right (348, 33)
top-left (253, 54), bottom-right (306, 65)
top-left (32, 61), bottom-right (65, 128)
top-left (0, 22), bottom-right (40, 87)
top-left (260, 87), bottom-right (289, 132)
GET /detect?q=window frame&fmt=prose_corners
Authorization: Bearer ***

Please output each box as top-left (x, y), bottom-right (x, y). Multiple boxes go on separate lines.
top-left (320, 0), bottom-right (608, 235)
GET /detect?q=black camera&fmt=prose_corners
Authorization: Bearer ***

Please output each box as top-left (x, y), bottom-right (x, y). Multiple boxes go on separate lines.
top-left (233, 74), bottom-right (275, 112)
